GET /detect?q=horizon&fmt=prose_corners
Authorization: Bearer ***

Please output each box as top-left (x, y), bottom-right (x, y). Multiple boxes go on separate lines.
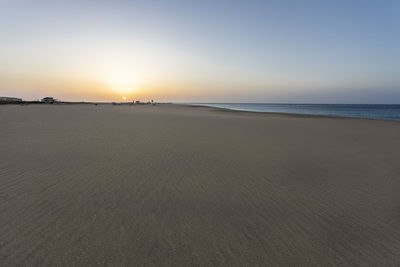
top-left (1, 0), bottom-right (400, 104)
top-left (4, 99), bottom-right (400, 105)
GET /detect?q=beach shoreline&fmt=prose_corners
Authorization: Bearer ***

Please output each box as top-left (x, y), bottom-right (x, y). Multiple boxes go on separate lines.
top-left (181, 103), bottom-right (400, 122)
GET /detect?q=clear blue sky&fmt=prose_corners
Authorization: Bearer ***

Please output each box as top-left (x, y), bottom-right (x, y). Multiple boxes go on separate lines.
top-left (1, 0), bottom-right (399, 103)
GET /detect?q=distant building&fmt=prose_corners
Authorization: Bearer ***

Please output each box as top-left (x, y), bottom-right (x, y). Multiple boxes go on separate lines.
top-left (0, 97), bottom-right (22, 102)
top-left (41, 97), bottom-right (56, 103)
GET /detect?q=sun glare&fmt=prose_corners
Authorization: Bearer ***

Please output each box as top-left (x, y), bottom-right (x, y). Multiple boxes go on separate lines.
top-left (108, 72), bottom-right (141, 94)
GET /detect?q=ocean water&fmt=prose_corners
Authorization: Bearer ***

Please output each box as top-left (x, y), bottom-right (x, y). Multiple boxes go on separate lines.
top-left (192, 103), bottom-right (400, 121)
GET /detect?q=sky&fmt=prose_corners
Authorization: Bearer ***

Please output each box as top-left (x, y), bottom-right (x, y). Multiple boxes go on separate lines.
top-left (0, 0), bottom-right (399, 103)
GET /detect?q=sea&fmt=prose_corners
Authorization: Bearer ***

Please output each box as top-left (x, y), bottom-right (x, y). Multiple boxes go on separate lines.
top-left (190, 103), bottom-right (400, 121)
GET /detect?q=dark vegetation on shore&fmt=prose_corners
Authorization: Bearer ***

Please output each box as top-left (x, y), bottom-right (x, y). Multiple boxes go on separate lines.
top-left (0, 100), bottom-right (161, 106)
top-left (0, 101), bottom-right (155, 105)
top-left (0, 100), bottom-right (101, 105)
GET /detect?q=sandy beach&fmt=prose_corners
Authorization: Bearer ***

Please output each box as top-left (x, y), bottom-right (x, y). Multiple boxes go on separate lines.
top-left (1, 103), bottom-right (400, 266)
